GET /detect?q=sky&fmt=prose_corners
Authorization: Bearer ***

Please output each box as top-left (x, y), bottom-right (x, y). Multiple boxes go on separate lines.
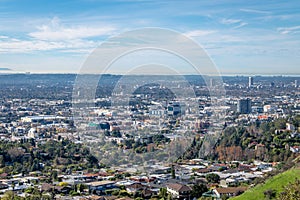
top-left (0, 0), bottom-right (299, 75)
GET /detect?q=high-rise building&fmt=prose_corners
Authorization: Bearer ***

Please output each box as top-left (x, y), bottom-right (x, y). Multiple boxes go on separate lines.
top-left (167, 102), bottom-right (182, 116)
top-left (295, 80), bottom-right (298, 88)
top-left (209, 78), bottom-right (214, 88)
top-left (237, 98), bottom-right (252, 114)
top-left (248, 77), bottom-right (253, 88)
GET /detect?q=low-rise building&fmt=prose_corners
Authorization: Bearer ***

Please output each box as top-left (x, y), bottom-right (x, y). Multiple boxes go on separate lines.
top-left (166, 183), bottom-right (192, 199)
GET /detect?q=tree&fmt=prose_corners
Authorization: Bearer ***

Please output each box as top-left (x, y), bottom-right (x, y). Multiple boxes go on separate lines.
top-left (86, 154), bottom-right (99, 168)
top-left (277, 179), bottom-right (300, 200)
top-left (159, 188), bottom-right (168, 199)
top-left (51, 170), bottom-right (58, 181)
top-left (171, 165), bottom-right (175, 179)
top-left (12, 182), bottom-right (15, 191)
top-left (134, 191), bottom-right (142, 198)
top-left (114, 173), bottom-right (123, 180)
top-left (77, 183), bottom-right (85, 193)
top-left (2, 191), bottom-right (24, 200)
top-left (118, 190), bottom-right (131, 197)
top-left (206, 173), bottom-right (220, 183)
top-left (7, 147), bottom-right (24, 161)
top-left (191, 184), bottom-right (208, 198)
top-left (274, 118), bottom-right (286, 129)
top-left (0, 155), bottom-right (4, 167)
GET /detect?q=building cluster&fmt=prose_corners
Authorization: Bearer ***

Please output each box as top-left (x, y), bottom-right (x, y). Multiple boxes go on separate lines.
top-left (0, 98), bottom-right (74, 142)
top-left (0, 158), bottom-right (277, 200)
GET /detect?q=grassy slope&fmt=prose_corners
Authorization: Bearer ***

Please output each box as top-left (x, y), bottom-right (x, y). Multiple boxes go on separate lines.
top-left (230, 167), bottom-right (300, 200)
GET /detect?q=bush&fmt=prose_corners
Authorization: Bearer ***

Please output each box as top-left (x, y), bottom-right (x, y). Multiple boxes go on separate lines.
top-left (70, 190), bottom-right (79, 196)
top-left (119, 190), bottom-right (131, 197)
top-left (263, 189), bottom-right (276, 199)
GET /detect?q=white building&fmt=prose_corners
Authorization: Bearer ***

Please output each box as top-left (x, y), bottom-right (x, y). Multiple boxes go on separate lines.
top-left (286, 123), bottom-right (295, 131)
top-left (27, 128), bottom-right (38, 139)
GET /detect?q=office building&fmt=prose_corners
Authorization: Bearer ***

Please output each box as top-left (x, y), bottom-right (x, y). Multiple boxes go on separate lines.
top-left (167, 102), bottom-right (185, 116)
top-left (237, 98), bottom-right (252, 114)
top-left (248, 77), bottom-right (253, 88)
top-left (210, 78), bottom-right (214, 88)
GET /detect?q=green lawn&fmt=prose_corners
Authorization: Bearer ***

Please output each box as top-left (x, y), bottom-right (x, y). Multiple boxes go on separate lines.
top-left (230, 167), bottom-right (300, 200)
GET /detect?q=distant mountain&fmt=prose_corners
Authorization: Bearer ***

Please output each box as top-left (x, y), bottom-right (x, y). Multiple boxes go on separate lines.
top-left (0, 67), bottom-right (12, 71)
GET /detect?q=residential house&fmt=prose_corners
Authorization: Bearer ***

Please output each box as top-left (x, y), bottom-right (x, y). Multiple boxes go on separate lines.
top-left (290, 146), bottom-right (300, 153)
top-left (87, 181), bottom-right (116, 195)
top-left (125, 183), bottom-right (144, 193)
top-left (166, 183), bottom-right (192, 199)
top-left (213, 187), bottom-right (247, 199)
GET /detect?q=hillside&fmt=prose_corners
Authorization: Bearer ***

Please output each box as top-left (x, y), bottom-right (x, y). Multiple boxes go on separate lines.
top-left (230, 167), bottom-right (300, 200)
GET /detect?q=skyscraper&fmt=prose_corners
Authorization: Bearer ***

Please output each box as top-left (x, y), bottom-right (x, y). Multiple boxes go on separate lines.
top-left (237, 98), bottom-right (252, 114)
top-left (295, 80), bottom-right (298, 88)
top-left (210, 78), bottom-right (214, 88)
top-left (248, 77), bottom-right (253, 88)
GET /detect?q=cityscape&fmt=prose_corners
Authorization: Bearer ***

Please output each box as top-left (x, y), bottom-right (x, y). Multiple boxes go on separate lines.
top-left (0, 74), bottom-right (299, 200)
top-left (0, 0), bottom-right (300, 200)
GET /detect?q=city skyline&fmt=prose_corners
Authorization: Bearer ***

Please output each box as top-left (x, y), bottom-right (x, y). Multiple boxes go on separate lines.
top-left (0, 0), bottom-right (299, 75)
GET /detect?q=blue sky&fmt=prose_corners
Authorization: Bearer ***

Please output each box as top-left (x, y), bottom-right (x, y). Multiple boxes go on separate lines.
top-left (0, 0), bottom-right (299, 74)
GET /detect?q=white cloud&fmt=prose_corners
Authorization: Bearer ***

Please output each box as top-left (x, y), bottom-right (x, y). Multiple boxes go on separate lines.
top-left (0, 35), bottom-right (9, 39)
top-left (184, 29), bottom-right (247, 44)
top-left (220, 18), bottom-right (248, 29)
top-left (240, 8), bottom-right (271, 15)
top-left (28, 17), bottom-right (116, 41)
top-left (0, 37), bottom-right (98, 53)
top-left (184, 30), bottom-right (216, 37)
top-left (0, 17), bottom-right (113, 53)
top-left (233, 22), bottom-right (248, 29)
top-left (277, 26), bottom-right (300, 35)
top-left (220, 18), bottom-right (241, 25)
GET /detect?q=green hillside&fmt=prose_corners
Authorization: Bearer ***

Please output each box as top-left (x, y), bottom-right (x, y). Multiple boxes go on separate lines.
top-left (230, 167), bottom-right (300, 200)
